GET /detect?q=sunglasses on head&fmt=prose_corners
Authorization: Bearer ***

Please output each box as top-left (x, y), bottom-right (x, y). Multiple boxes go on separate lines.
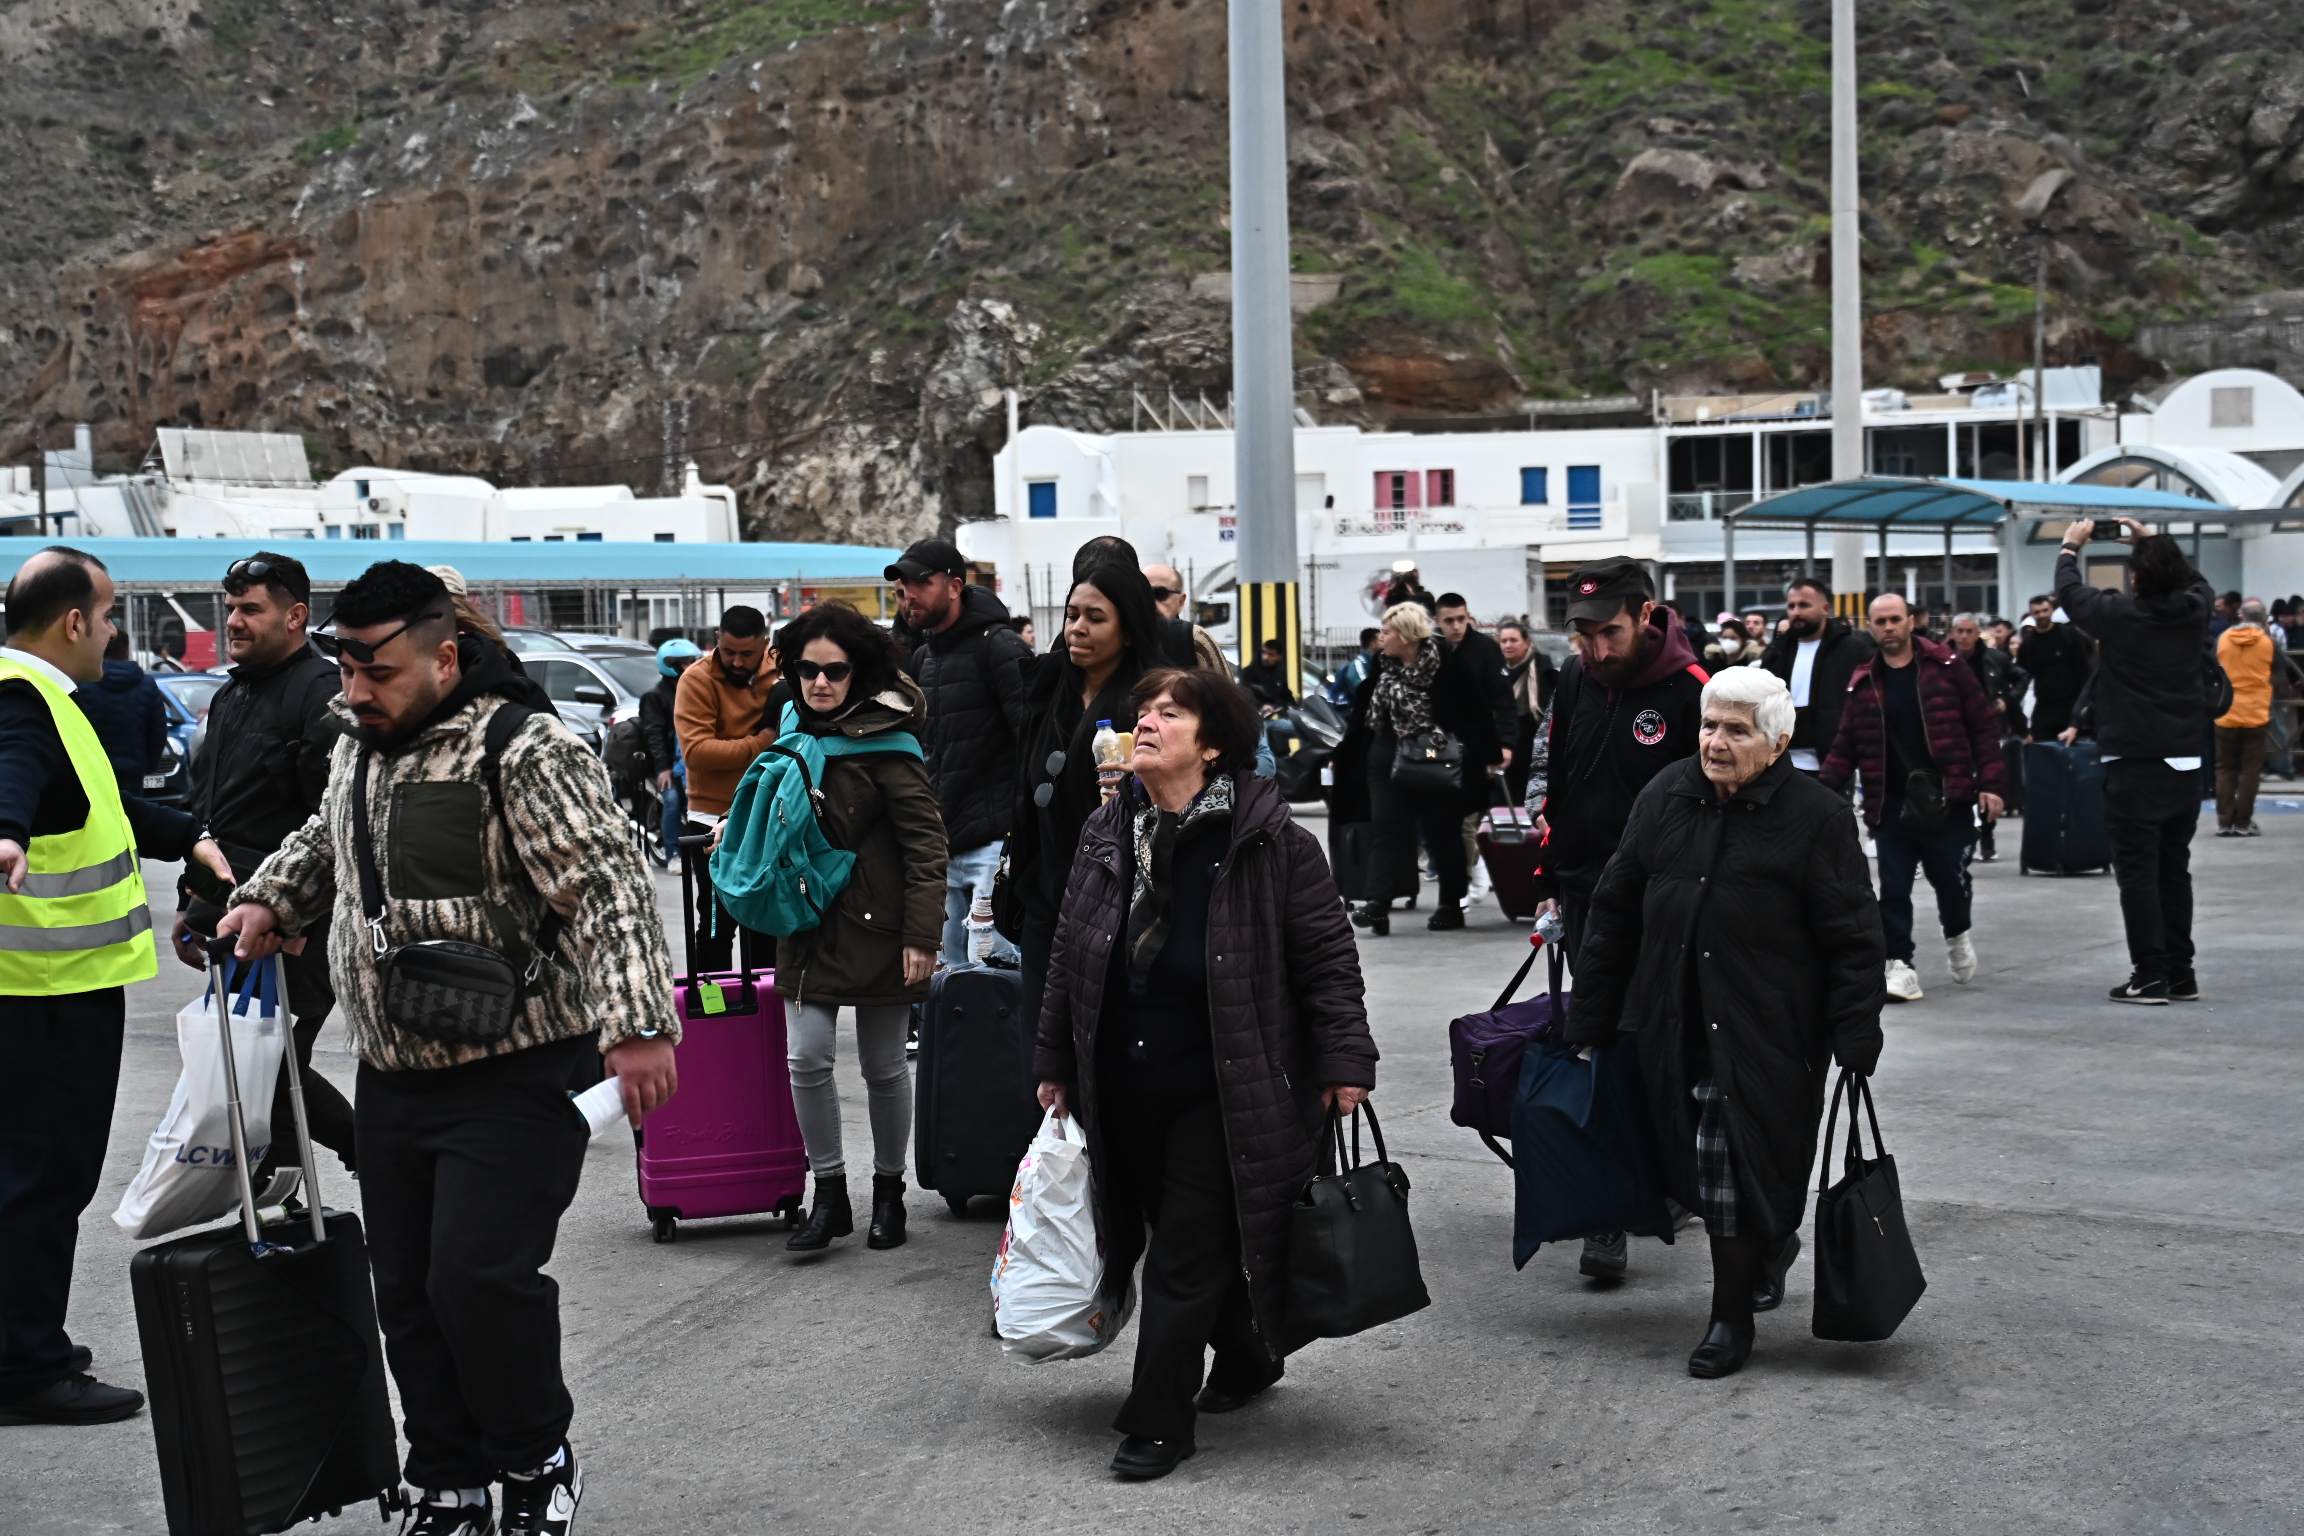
top-left (312, 610), bottom-right (447, 665)
top-left (224, 557), bottom-right (282, 585)
top-left (792, 659), bottom-right (853, 682)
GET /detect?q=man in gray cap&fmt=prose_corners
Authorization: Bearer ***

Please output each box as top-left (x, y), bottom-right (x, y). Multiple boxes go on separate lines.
top-left (1523, 556), bottom-right (1708, 1281)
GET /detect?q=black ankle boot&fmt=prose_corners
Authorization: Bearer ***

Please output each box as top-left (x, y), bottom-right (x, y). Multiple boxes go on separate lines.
top-left (786, 1174), bottom-right (853, 1252)
top-left (867, 1173), bottom-right (907, 1250)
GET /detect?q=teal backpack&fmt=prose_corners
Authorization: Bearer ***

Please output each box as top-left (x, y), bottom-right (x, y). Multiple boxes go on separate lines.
top-left (708, 703), bottom-right (924, 937)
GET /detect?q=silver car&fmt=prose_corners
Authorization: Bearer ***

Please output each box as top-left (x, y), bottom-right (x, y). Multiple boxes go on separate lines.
top-left (525, 651), bottom-right (663, 749)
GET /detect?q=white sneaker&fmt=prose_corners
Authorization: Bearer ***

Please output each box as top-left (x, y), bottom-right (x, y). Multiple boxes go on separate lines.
top-left (1884, 959), bottom-right (1923, 1002)
top-left (1946, 930), bottom-right (1978, 984)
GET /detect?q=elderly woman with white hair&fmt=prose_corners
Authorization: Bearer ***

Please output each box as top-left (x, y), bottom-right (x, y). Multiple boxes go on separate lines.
top-left (1563, 666), bottom-right (1886, 1380)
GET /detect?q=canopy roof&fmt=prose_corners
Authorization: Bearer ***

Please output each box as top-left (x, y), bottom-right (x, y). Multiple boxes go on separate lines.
top-left (1724, 476), bottom-right (2235, 531)
top-left (0, 537), bottom-right (901, 589)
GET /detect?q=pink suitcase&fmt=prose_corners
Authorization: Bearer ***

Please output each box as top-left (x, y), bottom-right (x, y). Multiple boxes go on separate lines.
top-left (633, 840), bottom-right (808, 1243)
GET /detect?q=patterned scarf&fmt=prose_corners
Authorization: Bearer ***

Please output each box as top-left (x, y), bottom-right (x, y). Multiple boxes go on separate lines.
top-left (1368, 637), bottom-right (1441, 739)
top-left (1124, 773), bottom-right (1236, 985)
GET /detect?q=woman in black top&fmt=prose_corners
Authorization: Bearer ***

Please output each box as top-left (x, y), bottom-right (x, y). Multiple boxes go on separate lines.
top-left (1010, 560), bottom-right (1166, 1031)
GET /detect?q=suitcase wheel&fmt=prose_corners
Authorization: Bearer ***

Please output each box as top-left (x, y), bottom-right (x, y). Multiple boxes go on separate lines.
top-left (779, 1198), bottom-right (806, 1228)
top-left (945, 1193), bottom-right (973, 1219)
top-left (651, 1213), bottom-right (678, 1244)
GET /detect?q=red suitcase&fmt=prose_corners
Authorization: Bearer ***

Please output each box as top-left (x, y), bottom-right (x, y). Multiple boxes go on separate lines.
top-left (1477, 805), bottom-right (1545, 922)
top-left (633, 838), bottom-right (809, 1243)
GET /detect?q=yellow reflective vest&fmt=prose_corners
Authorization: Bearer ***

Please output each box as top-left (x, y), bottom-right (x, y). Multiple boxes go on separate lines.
top-left (0, 656), bottom-right (157, 994)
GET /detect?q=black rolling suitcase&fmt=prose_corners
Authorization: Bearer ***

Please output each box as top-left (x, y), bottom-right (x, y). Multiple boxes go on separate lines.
top-left (131, 943), bottom-right (400, 1535)
top-left (912, 965), bottom-right (1041, 1217)
top-left (2019, 740), bottom-right (2112, 875)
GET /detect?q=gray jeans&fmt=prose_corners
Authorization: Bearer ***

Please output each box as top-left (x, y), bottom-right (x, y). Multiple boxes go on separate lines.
top-left (784, 999), bottom-right (913, 1179)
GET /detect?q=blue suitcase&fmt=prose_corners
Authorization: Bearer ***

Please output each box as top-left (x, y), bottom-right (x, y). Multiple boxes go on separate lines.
top-left (2019, 740), bottom-right (2111, 874)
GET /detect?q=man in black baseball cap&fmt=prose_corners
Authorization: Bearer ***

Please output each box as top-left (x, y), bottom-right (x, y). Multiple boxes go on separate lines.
top-left (887, 538), bottom-right (1033, 968)
top-left (1526, 553), bottom-right (1706, 1284)
top-left (885, 538), bottom-right (968, 584)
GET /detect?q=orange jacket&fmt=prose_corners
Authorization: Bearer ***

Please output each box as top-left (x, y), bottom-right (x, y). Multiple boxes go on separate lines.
top-left (2217, 623), bottom-right (2275, 730)
top-left (674, 653), bottom-right (779, 813)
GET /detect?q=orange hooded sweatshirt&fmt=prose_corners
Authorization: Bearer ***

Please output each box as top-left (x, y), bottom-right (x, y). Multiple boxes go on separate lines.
top-left (675, 651), bottom-right (779, 813)
top-left (2217, 623), bottom-right (2274, 730)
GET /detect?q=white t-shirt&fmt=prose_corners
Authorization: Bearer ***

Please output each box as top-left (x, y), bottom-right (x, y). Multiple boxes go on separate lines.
top-left (1788, 638), bottom-right (1823, 771)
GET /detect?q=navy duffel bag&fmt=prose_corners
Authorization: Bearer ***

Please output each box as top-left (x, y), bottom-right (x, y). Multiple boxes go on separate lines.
top-left (1511, 1033), bottom-right (1674, 1268)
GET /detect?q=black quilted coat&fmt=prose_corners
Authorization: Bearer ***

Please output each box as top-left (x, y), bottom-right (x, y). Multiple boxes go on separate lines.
top-left (1034, 772), bottom-right (1378, 1359)
top-left (1564, 756), bottom-right (1886, 1243)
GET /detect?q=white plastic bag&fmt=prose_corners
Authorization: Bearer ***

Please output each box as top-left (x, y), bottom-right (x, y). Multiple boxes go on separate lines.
top-left (113, 961), bottom-right (287, 1241)
top-left (991, 1110), bottom-right (1134, 1362)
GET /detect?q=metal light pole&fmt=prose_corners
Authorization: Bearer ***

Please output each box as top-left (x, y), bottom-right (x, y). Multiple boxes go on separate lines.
top-left (1829, 0), bottom-right (1868, 611)
top-left (1230, 0), bottom-right (1300, 672)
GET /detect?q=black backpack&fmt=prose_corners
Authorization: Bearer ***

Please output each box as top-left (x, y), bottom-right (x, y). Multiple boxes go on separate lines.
top-left (601, 714), bottom-right (651, 793)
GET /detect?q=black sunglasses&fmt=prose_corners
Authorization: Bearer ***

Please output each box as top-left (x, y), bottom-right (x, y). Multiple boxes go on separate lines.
top-left (313, 610), bottom-right (447, 665)
top-left (792, 659), bottom-right (854, 682)
top-left (1147, 585), bottom-right (1180, 601)
top-left (224, 557), bottom-right (282, 585)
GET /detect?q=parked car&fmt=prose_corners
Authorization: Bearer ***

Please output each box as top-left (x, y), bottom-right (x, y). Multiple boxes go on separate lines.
top-left (552, 631), bottom-right (657, 658)
top-left (524, 649), bottom-right (661, 750)
top-left (501, 627), bottom-right (580, 656)
top-left (150, 671), bottom-right (229, 810)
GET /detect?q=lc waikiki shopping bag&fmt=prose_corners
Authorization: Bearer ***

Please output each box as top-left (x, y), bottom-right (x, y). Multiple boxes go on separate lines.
top-left (990, 1111), bottom-right (1134, 1362)
top-left (114, 958), bottom-right (288, 1241)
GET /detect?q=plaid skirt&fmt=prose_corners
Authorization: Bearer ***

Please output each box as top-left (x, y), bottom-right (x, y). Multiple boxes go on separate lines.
top-left (1692, 1077), bottom-right (1738, 1237)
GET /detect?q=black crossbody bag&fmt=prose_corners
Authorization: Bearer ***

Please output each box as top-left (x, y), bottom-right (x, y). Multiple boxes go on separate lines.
top-left (350, 704), bottom-right (565, 1046)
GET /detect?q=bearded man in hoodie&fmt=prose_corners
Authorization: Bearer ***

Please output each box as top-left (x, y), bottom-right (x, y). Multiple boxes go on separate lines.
top-left (1524, 556), bottom-right (1709, 1284)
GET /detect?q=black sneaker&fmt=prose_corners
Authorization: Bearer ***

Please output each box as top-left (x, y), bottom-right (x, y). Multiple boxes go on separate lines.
top-left (1578, 1231), bottom-right (1628, 1280)
top-left (500, 1443), bottom-right (581, 1536)
top-left (402, 1491), bottom-right (495, 1536)
top-left (2109, 975), bottom-right (2169, 1005)
top-left (1426, 905), bottom-right (1466, 932)
top-left (0, 1373), bottom-right (143, 1425)
top-left (2167, 972), bottom-right (2200, 1002)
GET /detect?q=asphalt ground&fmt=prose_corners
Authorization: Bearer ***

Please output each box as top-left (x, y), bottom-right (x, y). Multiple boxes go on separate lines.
top-left (7, 800), bottom-right (2303, 1534)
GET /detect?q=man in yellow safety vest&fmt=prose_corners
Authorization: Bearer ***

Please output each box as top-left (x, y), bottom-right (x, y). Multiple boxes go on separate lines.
top-left (0, 546), bottom-right (231, 1426)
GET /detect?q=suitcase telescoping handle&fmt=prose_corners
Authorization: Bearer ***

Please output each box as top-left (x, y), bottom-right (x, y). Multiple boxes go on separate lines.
top-left (205, 937), bottom-right (327, 1247)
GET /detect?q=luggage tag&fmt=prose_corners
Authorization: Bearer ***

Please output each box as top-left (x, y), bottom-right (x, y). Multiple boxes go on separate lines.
top-left (697, 980), bottom-right (727, 1015)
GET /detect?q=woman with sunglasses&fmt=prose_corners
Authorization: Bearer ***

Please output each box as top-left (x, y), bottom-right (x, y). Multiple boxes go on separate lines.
top-left (763, 603), bottom-right (947, 1253)
top-left (1009, 560), bottom-right (1166, 1032)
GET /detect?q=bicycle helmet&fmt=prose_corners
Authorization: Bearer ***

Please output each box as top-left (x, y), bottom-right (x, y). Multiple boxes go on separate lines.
top-left (655, 637), bottom-right (703, 677)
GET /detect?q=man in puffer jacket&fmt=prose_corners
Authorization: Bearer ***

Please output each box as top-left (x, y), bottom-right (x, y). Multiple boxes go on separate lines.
top-left (1820, 593), bottom-right (2005, 1005)
top-left (219, 561), bottom-right (679, 1536)
top-left (890, 538), bottom-right (1034, 966)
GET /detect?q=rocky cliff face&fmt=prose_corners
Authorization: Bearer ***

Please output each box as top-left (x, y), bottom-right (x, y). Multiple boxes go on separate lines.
top-left (5, 0), bottom-right (2302, 544)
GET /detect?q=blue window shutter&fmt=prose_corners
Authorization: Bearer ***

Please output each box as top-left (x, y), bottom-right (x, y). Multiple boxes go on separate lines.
top-left (1027, 481), bottom-right (1057, 519)
top-left (1520, 467), bottom-right (1548, 505)
top-left (1567, 466), bottom-right (1602, 529)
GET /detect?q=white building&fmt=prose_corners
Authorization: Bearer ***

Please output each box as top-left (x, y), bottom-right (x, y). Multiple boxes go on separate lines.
top-left (0, 428), bottom-right (741, 545)
top-left (966, 368), bottom-right (2304, 645)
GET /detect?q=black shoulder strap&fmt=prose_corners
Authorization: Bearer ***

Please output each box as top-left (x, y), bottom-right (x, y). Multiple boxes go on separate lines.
top-left (480, 703), bottom-right (565, 983)
top-left (350, 747), bottom-right (387, 956)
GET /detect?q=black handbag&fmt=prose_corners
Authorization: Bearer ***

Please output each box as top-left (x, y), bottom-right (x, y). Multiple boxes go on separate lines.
top-left (1286, 1103), bottom-right (1432, 1339)
top-left (1812, 1069), bottom-right (1928, 1342)
top-left (350, 708), bottom-right (564, 1048)
top-left (1390, 728), bottom-right (1464, 795)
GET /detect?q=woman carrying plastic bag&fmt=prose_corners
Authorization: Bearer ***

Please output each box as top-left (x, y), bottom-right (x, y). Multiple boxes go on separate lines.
top-left (113, 959), bottom-right (290, 1240)
top-left (991, 1110), bottom-right (1134, 1362)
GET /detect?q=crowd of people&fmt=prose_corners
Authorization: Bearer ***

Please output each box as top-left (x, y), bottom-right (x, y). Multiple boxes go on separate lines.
top-left (0, 517), bottom-right (2273, 1513)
